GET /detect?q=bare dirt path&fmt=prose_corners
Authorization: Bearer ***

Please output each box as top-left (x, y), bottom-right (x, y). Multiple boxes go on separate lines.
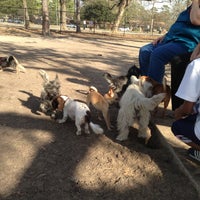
top-left (0, 27), bottom-right (199, 200)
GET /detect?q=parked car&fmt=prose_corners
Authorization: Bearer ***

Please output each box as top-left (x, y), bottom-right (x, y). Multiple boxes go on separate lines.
top-left (13, 19), bottom-right (24, 24)
top-left (7, 19), bottom-right (14, 23)
top-left (66, 24), bottom-right (76, 29)
top-left (118, 27), bottom-right (130, 32)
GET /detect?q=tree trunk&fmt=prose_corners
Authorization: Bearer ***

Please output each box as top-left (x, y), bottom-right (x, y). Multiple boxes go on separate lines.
top-left (23, 0), bottom-right (30, 29)
top-left (112, 0), bottom-right (130, 32)
top-left (75, 0), bottom-right (81, 33)
top-left (42, 0), bottom-right (50, 36)
top-left (150, 0), bottom-right (155, 35)
top-left (60, 0), bottom-right (66, 31)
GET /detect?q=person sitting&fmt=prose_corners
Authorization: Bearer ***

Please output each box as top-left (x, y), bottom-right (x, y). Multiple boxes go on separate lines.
top-left (139, 0), bottom-right (200, 84)
top-left (171, 43), bottom-right (200, 162)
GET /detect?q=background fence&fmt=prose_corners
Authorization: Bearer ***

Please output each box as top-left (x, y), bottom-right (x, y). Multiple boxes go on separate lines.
top-left (0, 6), bottom-right (163, 36)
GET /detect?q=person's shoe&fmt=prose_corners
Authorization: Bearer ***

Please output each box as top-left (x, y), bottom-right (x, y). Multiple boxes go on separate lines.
top-left (188, 148), bottom-right (200, 162)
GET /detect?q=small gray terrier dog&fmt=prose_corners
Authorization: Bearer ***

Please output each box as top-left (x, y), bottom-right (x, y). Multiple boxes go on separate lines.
top-left (39, 69), bottom-right (60, 114)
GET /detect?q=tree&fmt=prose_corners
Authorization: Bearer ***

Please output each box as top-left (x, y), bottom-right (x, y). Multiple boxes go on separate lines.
top-left (75, 0), bottom-right (81, 32)
top-left (124, 1), bottom-right (146, 29)
top-left (111, 0), bottom-right (132, 32)
top-left (60, 0), bottom-right (67, 31)
top-left (82, 2), bottom-right (115, 24)
top-left (0, 0), bottom-right (22, 18)
top-left (23, 0), bottom-right (30, 29)
top-left (42, 0), bottom-right (50, 36)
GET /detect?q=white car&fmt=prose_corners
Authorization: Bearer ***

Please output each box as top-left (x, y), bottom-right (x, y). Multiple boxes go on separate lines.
top-left (66, 24), bottom-right (76, 29)
top-left (118, 27), bottom-right (130, 32)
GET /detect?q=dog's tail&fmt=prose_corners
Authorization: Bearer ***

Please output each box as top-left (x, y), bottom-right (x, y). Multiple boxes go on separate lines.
top-left (9, 55), bottom-right (26, 73)
top-left (89, 122), bottom-right (104, 134)
top-left (39, 69), bottom-right (49, 82)
top-left (135, 93), bottom-right (166, 111)
top-left (89, 86), bottom-right (98, 92)
top-left (85, 111), bottom-right (104, 134)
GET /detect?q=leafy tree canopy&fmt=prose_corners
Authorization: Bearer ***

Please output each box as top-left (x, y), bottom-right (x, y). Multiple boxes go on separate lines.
top-left (82, 1), bottom-right (115, 23)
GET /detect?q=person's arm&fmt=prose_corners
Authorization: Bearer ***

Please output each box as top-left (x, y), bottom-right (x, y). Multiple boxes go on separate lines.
top-left (190, 0), bottom-right (200, 25)
top-left (174, 101), bottom-right (195, 120)
top-left (190, 43), bottom-right (200, 61)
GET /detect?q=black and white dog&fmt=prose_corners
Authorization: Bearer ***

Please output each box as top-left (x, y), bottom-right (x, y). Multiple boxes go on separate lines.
top-left (51, 95), bottom-right (104, 135)
top-left (103, 64), bottom-right (141, 98)
top-left (0, 55), bottom-right (25, 73)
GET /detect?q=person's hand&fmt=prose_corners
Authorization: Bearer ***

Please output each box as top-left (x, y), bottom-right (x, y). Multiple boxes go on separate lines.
top-left (174, 107), bottom-right (184, 120)
top-left (190, 43), bottom-right (200, 61)
top-left (174, 101), bottom-right (195, 120)
top-left (190, 0), bottom-right (200, 25)
top-left (152, 35), bottom-right (165, 45)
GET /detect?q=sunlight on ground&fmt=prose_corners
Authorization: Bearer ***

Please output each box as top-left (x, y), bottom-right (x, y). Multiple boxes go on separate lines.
top-left (0, 127), bottom-right (54, 197)
top-left (157, 124), bottom-right (189, 150)
top-left (73, 137), bottom-right (163, 191)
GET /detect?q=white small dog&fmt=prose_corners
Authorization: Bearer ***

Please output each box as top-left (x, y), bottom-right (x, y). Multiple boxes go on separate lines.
top-left (51, 95), bottom-right (104, 135)
top-left (116, 76), bottom-right (165, 141)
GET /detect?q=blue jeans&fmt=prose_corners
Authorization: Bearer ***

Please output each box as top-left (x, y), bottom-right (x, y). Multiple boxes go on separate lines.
top-left (139, 42), bottom-right (189, 83)
top-left (171, 114), bottom-right (200, 145)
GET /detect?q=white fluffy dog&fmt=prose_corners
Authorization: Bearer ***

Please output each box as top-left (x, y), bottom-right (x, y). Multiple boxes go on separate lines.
top-left (116, 76), bottom-right (165, 141)
top-left (51, 95), bottom-right (104, 135)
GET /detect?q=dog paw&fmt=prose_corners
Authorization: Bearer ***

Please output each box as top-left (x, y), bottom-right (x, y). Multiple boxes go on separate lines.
top-left (76, 131), bottom-right (82, 135)
top-left (116, 134), bottom-right (128, 141)
top-left (57, 119), bottom-right (66, 123)
top-left (85, 130), bottom-right (90, 134)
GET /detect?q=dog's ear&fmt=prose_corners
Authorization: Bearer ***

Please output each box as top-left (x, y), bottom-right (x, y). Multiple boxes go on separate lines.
top-left (89, 86), bottom-right (98, 92)
top-left (55, 74), bottom-right (59, 81)
top-left (54, 74), bottom-right (60, 86)
top-left (103, 73), bottom-right (113, 84)
top-left (39, 70), bottom-right (49, 82)
top-left (127, 64), bottom-right (141, 79)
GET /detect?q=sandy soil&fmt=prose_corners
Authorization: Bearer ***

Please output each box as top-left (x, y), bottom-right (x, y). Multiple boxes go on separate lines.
top-left (0, 26), bottom-right (199, 200)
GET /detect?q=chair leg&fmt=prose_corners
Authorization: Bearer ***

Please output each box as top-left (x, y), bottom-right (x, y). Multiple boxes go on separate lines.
top-left (170, 53), bottom-right (192, 111)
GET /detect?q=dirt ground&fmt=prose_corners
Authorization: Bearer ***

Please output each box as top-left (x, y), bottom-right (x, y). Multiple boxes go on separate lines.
top-left (0, 25), bottom-right (199, 200)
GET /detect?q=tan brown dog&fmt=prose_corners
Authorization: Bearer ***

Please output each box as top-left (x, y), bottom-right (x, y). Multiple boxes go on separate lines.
top-left (140, 76), bottom-right (171, 117)
top-left (86, 86), bottom-right (118, 130)
top-left (103, 86), bottom-right (118, 104)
